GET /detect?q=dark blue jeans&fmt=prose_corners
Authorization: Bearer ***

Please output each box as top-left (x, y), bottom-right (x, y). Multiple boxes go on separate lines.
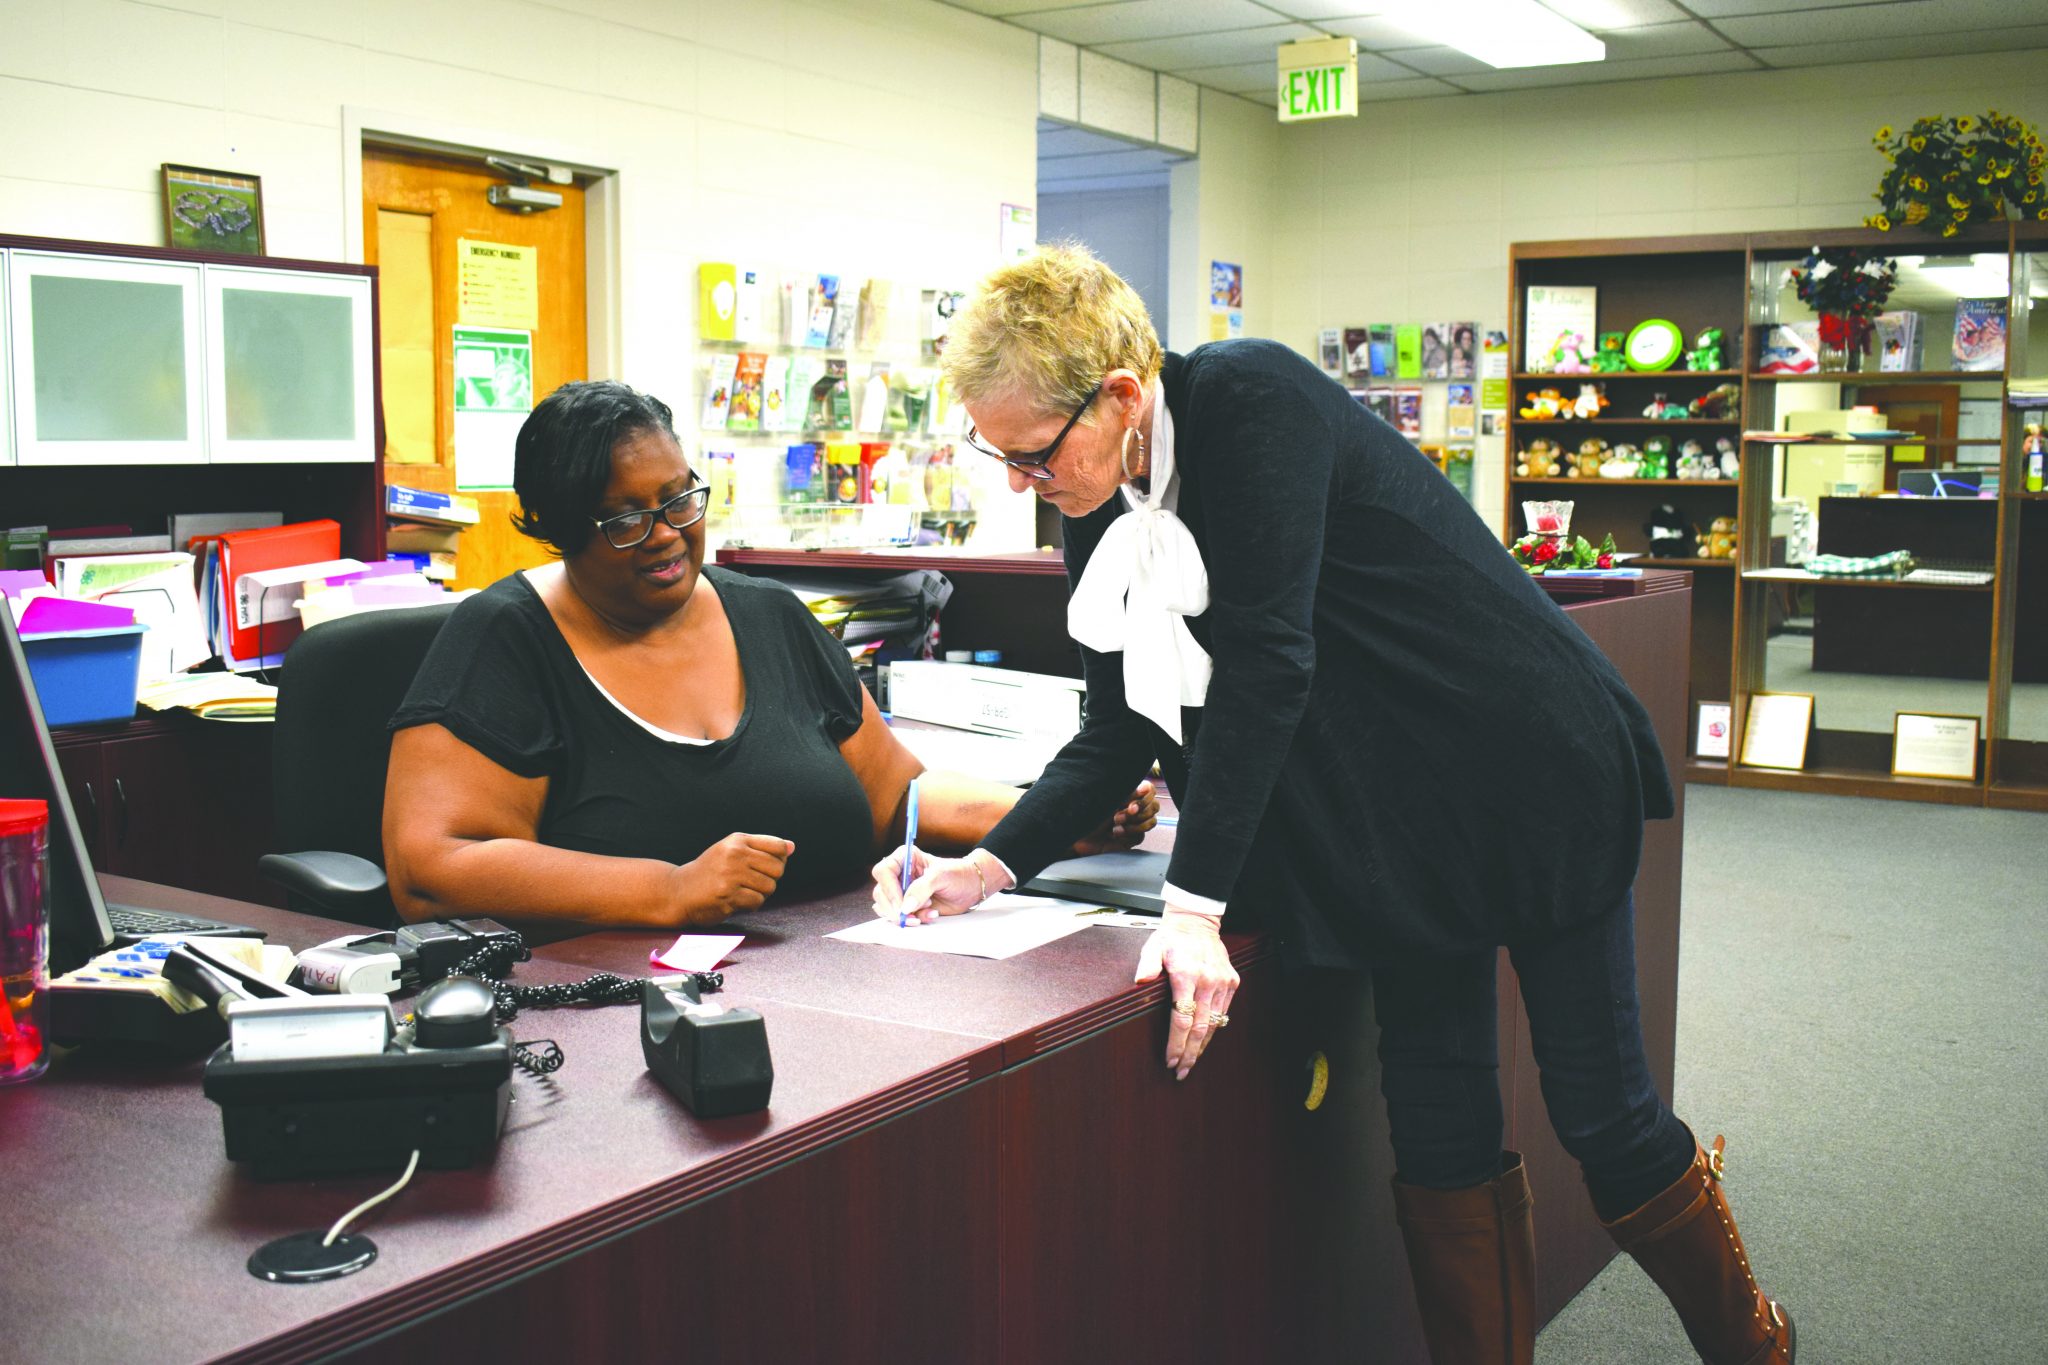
top-left (1368, 893), bottom-right (1696, 1221)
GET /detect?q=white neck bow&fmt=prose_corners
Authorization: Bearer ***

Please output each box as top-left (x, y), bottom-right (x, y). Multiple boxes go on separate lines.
top-left (1066, 384), bottom-right (1211, 743)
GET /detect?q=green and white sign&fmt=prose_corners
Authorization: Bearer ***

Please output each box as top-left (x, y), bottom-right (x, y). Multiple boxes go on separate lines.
top-left (453, 325), bottom-right (531, 490)
top-left (453, 326), bottom-right (532, 413)
top-left (1277, 36), bottom-right (1358, 124)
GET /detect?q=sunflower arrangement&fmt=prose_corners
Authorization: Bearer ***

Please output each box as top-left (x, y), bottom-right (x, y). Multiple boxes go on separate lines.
top-left (1866, 110), bottom-right (2048, 236)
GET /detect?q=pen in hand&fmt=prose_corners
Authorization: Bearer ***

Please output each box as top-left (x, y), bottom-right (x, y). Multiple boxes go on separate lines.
top-left (898, 777), bottom-right (920, 928)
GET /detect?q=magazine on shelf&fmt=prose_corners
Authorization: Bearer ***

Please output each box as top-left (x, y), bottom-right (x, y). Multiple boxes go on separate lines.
top-left (1343, 327), bottom-right (1370, 377)
top-left (698, 262), bottom-right (738, 342)
top-left (1365, 324), bottom-right (1392, 378)
top-left (1419, 323), bottom-right (1449, 380)
top-left (1952, 299), bottom-right (2007, 372)
top-left (1522, 285), bottom-right (1596, 372)
top-left (1319, 328), bottom-right (1344, 374)
top-left (1448, 322), bottom-right (1477, 380)
top-left (701, 353), bottom-right (739, 429)
top-left (1873, 310), bottom-right (1919, 372)
top-left (726, 352), bottom-right (767, 433)
top-left (1395, 325), bottom-right (1422, 379)
top-left (760, 354), bottom-right (793, 432)
top-left (1756, 322), bottom-right (1820, 375)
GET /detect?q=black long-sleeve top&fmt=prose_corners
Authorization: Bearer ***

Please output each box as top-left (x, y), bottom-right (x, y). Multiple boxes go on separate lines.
top-left (978, 340), bottom-right (1674, 968)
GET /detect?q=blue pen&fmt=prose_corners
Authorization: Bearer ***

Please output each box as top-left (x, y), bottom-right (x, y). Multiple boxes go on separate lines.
top-left (898, 777), bottom-right (920, 928)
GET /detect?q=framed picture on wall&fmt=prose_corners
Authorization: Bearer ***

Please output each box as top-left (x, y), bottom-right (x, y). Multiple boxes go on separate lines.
top-left (161, 163), bottom-right (265, 256)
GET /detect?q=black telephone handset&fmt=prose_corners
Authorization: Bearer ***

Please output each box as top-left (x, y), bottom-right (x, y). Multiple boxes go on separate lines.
top-left (411, 975), bottom-right (497, 1048)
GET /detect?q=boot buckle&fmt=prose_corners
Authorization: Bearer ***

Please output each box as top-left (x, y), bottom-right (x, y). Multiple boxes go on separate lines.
top-left (1707, 1136), bottom-right (1727, 1182)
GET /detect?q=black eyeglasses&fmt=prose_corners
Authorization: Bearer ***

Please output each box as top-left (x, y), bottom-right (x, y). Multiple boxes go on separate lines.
top-left (964, 383), bottom-right (1102, 481)
top-left (590, 482), bottom-right (712, 549)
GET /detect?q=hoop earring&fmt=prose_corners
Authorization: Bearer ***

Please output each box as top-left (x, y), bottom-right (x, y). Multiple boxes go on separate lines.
top-left (1120, 427), bottom-right (1146, 482)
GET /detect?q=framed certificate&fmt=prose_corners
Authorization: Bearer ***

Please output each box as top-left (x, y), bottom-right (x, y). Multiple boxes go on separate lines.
top-left (1738, 692), bottom-right (1813, 771)
top-left (1891, 712), bottom-right (1980, 781)
top-left (1695, 701), bottom-right (1732, 759)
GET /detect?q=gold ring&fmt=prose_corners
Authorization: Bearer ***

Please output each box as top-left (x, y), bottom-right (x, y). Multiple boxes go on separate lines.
top-left (1173, 999), bottom-right (1197, 1016)
top-left (1211, 1012), bottom-right (1231, 1027)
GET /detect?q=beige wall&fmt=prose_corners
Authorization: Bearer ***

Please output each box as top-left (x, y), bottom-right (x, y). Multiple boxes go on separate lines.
top-left (1269, 49), bottom-right (2048, 533)
top-left (0, 0), bottom-right (1044, 544)
top-left (1168, 89), bottom-right (1281, 354)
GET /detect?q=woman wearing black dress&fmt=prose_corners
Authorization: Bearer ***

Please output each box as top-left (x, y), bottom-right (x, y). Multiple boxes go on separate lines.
top-left (873, 247), bottom-right (1793, 1365)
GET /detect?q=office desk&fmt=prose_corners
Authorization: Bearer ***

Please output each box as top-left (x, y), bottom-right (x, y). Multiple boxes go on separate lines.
top-left (3, 582), bottom-right (1690, 1365)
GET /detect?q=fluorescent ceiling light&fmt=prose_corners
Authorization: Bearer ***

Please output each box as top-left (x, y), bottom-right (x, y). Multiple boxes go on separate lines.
top-left (1906, 253), bottom-right (2009, 299)
top-left (1376, 1), bottom-right (1605, 69)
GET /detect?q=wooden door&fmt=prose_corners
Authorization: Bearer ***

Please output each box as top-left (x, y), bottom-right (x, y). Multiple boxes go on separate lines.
top-left (361, 146), bottom-right (589, 590)
top-left (1855, 383), bottom-right (1959, 490)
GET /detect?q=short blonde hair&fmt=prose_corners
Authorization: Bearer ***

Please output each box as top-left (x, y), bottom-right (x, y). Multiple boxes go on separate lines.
top-left (941, 242), bottom-right (1163, 422)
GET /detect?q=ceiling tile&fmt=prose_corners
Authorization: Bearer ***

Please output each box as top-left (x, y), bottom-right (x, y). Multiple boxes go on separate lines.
top-left (1454, 50), bottom-right (1754, 92)
top-left (1713, 0), bottom-right (2030, 46)
top-left (1094, 21), bottom-right (1322, 69)
top-left (1250, 1), bottom-right (1396, 20)
top-left (1372, 44), bottom-right (1498, 77)
top-left (942, 0), bottom-right (1111, 15)
top-left (1008, 0), bottom-right (1290, 46)
top-left (1170, 59), bottom-right (1279, 92)
top-left (1598, 20), bottom-right (1732, 60)
top-left (1355, 75), bottom-right (1464, 101)
top-left (1317, 14), bottom-right (1439, 50)
top-left (1682, 0), bottom-right (1894, 14)
top-left (1536, 0), bottom-right (1692, 27)
top-left (1752, 24), bottom-right (2048, 68)
top-left (1231, 84), bottom-right (1280, 107)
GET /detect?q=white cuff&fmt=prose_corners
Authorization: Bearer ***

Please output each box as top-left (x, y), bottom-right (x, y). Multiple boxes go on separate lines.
top-left (1162, 880), bottom-right (1226, 921)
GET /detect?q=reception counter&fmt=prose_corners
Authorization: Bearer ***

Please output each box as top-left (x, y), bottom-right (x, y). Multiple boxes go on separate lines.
top-left (0, 576), bottom-right (1691, 1364)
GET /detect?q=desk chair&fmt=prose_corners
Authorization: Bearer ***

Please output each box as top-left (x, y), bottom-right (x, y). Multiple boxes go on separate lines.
top-left (259, 603), bottom-right (457, 927)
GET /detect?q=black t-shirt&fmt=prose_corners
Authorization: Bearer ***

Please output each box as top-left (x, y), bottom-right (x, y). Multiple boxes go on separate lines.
top-left (389, 566), bottom-right (877, 897)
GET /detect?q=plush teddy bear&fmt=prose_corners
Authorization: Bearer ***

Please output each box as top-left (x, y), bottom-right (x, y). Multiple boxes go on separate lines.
top-left (1684, 327), bottom-right (1725, 372)
top-left (1571, 438), bottom-right (1610, 477)
top-left (1640, 435), bottom-right (1673, 479)
top-left (1571, 382), bottom-right (1608, 419)
top-left (1591, 331), bottom-right (1629, 373)
top-left (1597, 444), bottom-right (1646, 480)
top-left (1696, 515), bottom-right (1738, 559)
top-left (1551, 332), bottom-right (1592, 374)
top-left (1519, 388), bottom-right (1566, 420)
top-left (1674, 439), bottom-right (1713, 480)
top-left (1643, 392), bottom-right (1689, 420)
top-left (1688, 383), bottom-right (1741, 421)
top-left (1516, 438), bottom-right (1561, 477)
top-left (1715, 437), bottom-right (1741, 478)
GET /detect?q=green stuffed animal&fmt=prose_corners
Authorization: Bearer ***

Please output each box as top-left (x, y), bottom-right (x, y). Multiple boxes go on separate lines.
top-left (1684, 327), bottom-right (1725, 372)
top-left (1592, 331), bottom-right (1629, 373)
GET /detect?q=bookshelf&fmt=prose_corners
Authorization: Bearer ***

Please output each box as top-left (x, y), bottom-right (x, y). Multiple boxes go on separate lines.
top-left (1509, 224), bottom-right (2048, 810)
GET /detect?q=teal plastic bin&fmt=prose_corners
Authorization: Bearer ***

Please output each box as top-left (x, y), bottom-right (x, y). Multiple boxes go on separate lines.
top-left (18, 623), bottom-right (148, 727)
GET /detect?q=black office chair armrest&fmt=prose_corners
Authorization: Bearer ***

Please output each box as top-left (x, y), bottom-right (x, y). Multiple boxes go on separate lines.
top-left (257, 851), bottom-right (394, 927)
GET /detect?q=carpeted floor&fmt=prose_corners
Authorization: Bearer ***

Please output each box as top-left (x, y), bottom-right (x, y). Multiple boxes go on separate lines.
top-left (1534, 784), bottom-right (2048, 1364)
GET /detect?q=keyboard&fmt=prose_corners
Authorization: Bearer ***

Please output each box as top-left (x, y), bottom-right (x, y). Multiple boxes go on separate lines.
top-left (105, 903), bottom-right (259, 941)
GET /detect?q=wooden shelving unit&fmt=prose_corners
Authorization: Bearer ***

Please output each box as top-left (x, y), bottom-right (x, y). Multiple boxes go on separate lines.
top-left (1507, 223), bottom-right (2048, 809)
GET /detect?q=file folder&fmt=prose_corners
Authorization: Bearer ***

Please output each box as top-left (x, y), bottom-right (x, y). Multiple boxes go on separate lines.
top-left (210, 520), bottom-right (341, 671)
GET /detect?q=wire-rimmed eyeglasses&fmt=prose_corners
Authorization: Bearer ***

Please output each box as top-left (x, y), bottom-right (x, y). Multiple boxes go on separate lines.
top-left (962, 383), bottom-right (1102, 480)
top-left (590, 482), bottom-right (712, 549)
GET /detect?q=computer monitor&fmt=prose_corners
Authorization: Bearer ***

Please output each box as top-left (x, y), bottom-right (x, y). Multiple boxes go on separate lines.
top-left (1, 604), bottom-right (254, 974)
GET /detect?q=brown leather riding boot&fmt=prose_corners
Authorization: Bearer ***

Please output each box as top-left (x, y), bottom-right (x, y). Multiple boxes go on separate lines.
top-left (1604, 1133), bottom-right (1796, 1364)
top-left (1392, 1152), bottom-right (1536, 1365)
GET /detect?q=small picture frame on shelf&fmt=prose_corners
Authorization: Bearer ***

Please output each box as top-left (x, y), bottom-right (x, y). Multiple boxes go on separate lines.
top-left (161, 163), bottom-right (265, 256)
top-left (1738, 692), bottom-right (1813, 771)
top-left (1891, 712), bottom-right (1980, 782)
top-left (1695, 701), bottom-right (1732, 759)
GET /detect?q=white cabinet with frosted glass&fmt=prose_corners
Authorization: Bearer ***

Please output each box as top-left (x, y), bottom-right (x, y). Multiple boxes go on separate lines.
top-left (5, 250), bottom-right (376, 467)
top-left (7, 252), bottom-right (208, 466)
top-left (0, 253), bottom-right (12, 467)
top-left (203, 265), bottom-right (374, 464)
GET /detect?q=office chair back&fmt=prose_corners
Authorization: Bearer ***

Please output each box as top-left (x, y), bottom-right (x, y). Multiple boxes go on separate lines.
top-left (271, 603), bottom-right (457, 913)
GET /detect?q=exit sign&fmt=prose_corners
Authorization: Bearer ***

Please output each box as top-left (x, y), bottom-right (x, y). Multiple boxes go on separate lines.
top-left (1276, 36), bottom-right (1358, 123)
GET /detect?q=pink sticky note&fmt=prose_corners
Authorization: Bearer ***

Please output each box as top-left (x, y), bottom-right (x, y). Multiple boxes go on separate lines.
top-left (650, 933), bottom-right (743, 973)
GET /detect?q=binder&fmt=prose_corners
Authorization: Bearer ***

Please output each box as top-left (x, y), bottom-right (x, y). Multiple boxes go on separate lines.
top-left (212, 520), bottom-right (341, 670)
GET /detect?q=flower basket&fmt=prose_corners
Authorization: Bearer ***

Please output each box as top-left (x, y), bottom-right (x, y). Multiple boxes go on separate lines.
top-left (1867, 111), bottom-right (2048, 236)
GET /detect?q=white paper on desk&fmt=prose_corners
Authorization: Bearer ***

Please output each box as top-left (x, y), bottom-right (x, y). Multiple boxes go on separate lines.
top-left (826, 893), bottom-right (1102, 960)
top-left (235, 559), bottom-right (365, 628)
top-left (54, 553), bottom-right (210, 678)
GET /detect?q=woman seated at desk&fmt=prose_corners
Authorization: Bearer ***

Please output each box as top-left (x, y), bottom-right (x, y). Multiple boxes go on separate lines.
top-left (383, 380), bottom-right (1151, 929)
